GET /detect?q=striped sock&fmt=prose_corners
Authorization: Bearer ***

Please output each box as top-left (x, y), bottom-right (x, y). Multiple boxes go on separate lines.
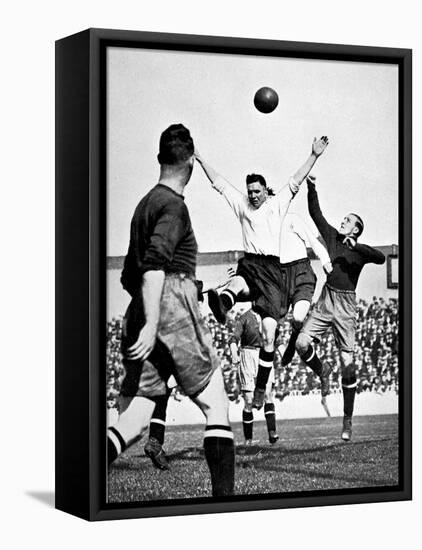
top-left (220, 289), bottom-right (237, 310)
top-left (107, 426), bottom-right (126, 465)
top-left (256, 349), bottom-right (274, 389)
top-left (264, 403), bottom-right (276, 434)
top-left (301, 344), bottom-right (323, 377)
top-left (242, 410), bottom-right (254, 441)
top-left (149, 395), bottom-right (169, 445)
top-left (203, 425), bottom-right (235, 497)
top-left (342, 375), bottom-right (357, 417)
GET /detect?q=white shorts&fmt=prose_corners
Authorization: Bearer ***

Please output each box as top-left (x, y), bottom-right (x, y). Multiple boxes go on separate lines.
top-left (238, 347), bottom-right (274, 393)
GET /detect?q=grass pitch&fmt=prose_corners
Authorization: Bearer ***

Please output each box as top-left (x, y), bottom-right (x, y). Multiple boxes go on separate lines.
top-left (108, 414), bottom-right (399, 503)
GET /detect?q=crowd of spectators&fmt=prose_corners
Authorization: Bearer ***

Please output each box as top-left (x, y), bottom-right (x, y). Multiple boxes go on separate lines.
top-left (106, 296), bottom-right (399, 406)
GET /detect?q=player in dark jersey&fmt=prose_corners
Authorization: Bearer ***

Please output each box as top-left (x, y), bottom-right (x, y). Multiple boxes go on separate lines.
top-left (107, 124), bottom-right (235, 497)
top-left (296, 176), bottom-right (386, 441)
top-left (230, 309), bottom-right (279, 445)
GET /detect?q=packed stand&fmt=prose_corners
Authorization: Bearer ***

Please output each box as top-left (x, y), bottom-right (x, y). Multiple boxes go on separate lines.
top-left (106, 296), bottom-right (399, 405)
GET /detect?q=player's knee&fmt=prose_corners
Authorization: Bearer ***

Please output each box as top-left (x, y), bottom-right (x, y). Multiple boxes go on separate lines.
top-left (264, 390), bottom-right (274, 404)
top-left (292, 300), bottom-right (310, 325)
top-left (243, 392), bottom-right (253, 410)
top-left (340, 351), bottom-right (353, 367)
top-left (296, 333), bottom-right (310, 356)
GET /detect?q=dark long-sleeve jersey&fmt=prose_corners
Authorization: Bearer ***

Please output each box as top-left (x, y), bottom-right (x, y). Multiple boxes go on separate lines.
top-left (230, 309), bottom-right (263, 348)
top-left (121, 184), bottom-right (197, 296)
top-left (307, 182), bottom-right (385, 291)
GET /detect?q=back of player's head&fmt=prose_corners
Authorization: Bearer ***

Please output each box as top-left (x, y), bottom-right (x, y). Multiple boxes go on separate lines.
top-left (246, 173), bottom-right (267, 188)
top-left (350, 213), bottom-right (364, 237)
top-left (158, 124), bottom-right (194, 166)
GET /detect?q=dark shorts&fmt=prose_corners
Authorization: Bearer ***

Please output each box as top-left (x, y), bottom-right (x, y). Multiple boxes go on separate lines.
top-left (236, 253), bottom-right (285, 321)
top-left (279, 258), bottom-right (316, 318)
top-left (120, 274), bottom-right (219, 399)
top-left (301, 284), bottom-right (357, 352)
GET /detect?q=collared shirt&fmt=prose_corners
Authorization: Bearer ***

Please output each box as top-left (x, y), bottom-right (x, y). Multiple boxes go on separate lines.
top-left (211, 176), bottom-right (298, 257)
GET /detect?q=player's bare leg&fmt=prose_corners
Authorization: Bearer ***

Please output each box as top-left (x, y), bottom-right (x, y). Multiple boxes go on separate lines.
top-left (192, 367), bottom-right (235, 496)
top-left (296, 332), bottom-right (332, 416)
top-left (107, 395), bottom-right (155, 464)
top-left (340, 351), bottom-right (356, 441)
top-left (264, 387), bottom-right (279, 444)
top-left (282, 300), bottom-right (311, 366)
top-left (253, 317), bottom-right (277, 410)
top-left (207, 275), bottom-right (249, 324)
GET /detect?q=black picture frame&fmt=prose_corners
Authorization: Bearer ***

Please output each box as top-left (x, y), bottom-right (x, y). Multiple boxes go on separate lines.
top-left (55, 28), bottom-right (412, 521)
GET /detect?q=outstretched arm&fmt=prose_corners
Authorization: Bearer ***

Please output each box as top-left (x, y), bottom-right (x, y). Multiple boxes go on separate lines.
top-left (306, 175), bottom-right (337, 245)
top-left (275, 136), bottom-right (330, 223)
top-left (195, 151), bottom-right (245, 218)
top-left (292, 136), bottom-right (329, 187)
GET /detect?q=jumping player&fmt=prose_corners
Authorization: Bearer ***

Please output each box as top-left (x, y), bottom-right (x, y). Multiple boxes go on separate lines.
top-left (230, 308), bottom-right (279, 445)
top-left (296, 175), bottom-right (385, 441)
top-left (107, 124), bottom-right (235, 496)
top-left (275, 212), bottom-right (333, 403)
top-left (195, 136), bottom-right (329, 409)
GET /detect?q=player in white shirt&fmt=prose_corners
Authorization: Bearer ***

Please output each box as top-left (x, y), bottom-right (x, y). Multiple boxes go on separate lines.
top-left (195, 136), bottom-right (329, 409)
top-left (274, 212), bottom-right (333, 408)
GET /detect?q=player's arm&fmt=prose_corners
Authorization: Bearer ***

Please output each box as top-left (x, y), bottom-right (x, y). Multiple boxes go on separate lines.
top-left (275, 137), bottom-right (330, 219)
top-left (348, 241), bottom-right (386, 265)
top-left (125, 203), bottom-right (187, 361)
top-left (195, 151), bottom-right (245, 217)
top-left (292, 136), bottom-right (329, 187)
top-left (125, 270), bottom-right (165, 361)
top-left (294, 215), bottom-right (332, 273)
top-left (306, 175), bottom-right (337, 244)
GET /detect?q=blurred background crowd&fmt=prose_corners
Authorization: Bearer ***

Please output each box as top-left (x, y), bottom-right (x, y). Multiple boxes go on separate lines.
top-left (106, 296), bottom-right (399, 407)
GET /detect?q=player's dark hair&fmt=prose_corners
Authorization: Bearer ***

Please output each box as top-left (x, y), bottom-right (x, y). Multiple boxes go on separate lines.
top-left (351, 213), bottom-right (364, 238)
top-left (246, 173), bottom-right (267, 188)
top-left (158, 124), bottom-right (194, 165)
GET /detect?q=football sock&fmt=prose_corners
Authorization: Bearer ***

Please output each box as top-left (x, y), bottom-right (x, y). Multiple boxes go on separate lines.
top-left (149, 395), bottom-right (169, 445)
top-left (256, 349), bottom-right (275, 389)
top-left (242, 409), bottom-right (254, 440)
top-left (220, 289), bottom-right (237, 310)
top-left (342, 374), bottom-right (357, 417)
top-left (107, 426), bottom-right (127, 464)
top-left (301, 344), bottom-right (323, 377)
top-left (203, 425), bottom-right (235, 496)
top-left (264, 403), bottom-right (276, 434)
top-left (282, 326), bottom-right (301, 364)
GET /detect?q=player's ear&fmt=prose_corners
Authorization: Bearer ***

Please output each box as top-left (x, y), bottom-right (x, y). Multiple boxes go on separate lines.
top-left (352, 225), bottom-right (359, 237)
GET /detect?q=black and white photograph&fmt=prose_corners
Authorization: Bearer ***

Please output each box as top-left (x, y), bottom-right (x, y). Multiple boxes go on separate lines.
top-left (104, 39), bottom-right (407, 506)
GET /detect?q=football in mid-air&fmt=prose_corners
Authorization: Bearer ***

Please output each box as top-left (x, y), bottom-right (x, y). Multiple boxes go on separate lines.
top-left (254, 86), bottom-right (279, 114)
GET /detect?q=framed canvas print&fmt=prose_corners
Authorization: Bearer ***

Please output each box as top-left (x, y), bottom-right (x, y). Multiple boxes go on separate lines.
top-left (55, 28), bottom-right (412, 521)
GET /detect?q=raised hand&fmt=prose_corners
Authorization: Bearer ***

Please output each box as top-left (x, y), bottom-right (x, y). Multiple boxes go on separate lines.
top-left (312, 136), bottom-right (329, 157)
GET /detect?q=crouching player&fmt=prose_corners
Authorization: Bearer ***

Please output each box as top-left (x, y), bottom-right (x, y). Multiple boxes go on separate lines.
top-left (296, 176), bottom-right (385, 441)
